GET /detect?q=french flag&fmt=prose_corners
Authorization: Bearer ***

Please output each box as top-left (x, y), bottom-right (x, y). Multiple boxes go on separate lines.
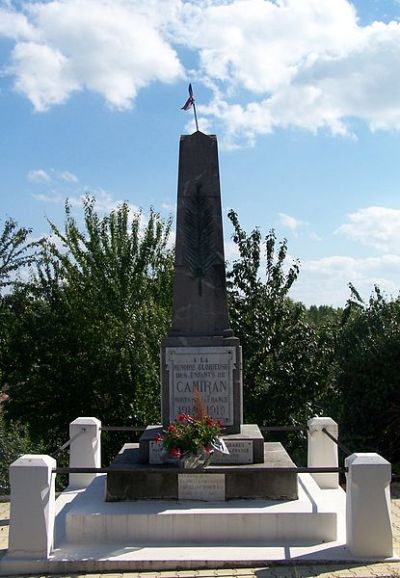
top-left (181, 83), bottom-right (195, 110)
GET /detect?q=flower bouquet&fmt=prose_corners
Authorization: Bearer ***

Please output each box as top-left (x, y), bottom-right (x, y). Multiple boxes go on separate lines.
top-left (154, 413), bottom-right (228, 469)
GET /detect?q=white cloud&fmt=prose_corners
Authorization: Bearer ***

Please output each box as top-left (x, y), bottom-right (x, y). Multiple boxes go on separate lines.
top-left (224, 239), bottom-right (240, 262)
top-left (0, 5), bottom-right (36, 40)
top-left (3, 0), bottom-right (400, 144)
top-left (32, 192), bottom-right (62, 203)
top-left (161, 202), bottom-right (176, 212)
top-left (27, 169), bottom-right (52, 183)
top-left (60, 171), bottom-right (78, 183)
top-left (2, 0), bottom-right (184, 111)
top-left (68, 189), bottom-right (127, 213)
top-left (291, 254), bottom-right (400, 307)
top-left (337, 206), bottom-right (400, 252)
top-left (28, 167), bottom-right (132, 214)
top-left (10, 41), bottom-right (79, 110)
top-left (28, 168), bottom-right (79, 185)
top-left (166, 229), bottom-right (176, 252)
top-left (177, 0), bottom-right (359, 90)
top-left (278, 212), bottom-right (304, 234)
top-left (184, 0), bottom-right (400, 145)
top-left (34, 187), bottom-right (141, 217)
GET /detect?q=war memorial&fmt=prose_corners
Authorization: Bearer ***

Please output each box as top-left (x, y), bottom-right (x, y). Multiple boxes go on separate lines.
top-left (0, 130), bottom-right (396, 575)
top-left (106, 131), bottom-right (297, 503)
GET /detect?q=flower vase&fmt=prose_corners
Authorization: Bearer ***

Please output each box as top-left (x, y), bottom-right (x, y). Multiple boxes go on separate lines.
top-left (160, 448), bottom-right (213, 469)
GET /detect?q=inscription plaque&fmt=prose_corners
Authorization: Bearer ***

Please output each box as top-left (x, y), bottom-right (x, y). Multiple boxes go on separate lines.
top-left (178, 473), bottom-right (225, 501)
top-left (149, 441), bottom-right (163, 464)
top-left (211, 440), bottom-right (253, 464)
top-left (166, 346), bottom-right (235, 425)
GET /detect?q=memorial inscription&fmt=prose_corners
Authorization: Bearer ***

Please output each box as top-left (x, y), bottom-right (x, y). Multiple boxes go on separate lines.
top-left (178, 473), bottom-right (225, 501)
top-left (166, 346), bottom-right (235, 425)
top-left (211, 440), bottom-right (253, 464)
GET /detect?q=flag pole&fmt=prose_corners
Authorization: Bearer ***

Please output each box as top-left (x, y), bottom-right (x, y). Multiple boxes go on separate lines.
top-left (192, 100), bottom-right (199, 132)
top-left (181, 83), bottom-right (199, 132)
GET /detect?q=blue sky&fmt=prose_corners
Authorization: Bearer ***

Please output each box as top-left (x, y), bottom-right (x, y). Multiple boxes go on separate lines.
top-left (1, 0), bottom-right (400, 307)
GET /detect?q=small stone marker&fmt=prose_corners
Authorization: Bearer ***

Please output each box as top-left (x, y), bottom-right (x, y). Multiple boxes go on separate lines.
top-left (149, 441), bottom-right (163, 464)
top-left (178, 473), bottom-right (225, 501)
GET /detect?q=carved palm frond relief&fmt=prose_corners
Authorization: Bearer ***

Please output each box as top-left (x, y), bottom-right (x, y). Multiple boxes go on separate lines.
top-left (184, 182), bottom-right (218, 295)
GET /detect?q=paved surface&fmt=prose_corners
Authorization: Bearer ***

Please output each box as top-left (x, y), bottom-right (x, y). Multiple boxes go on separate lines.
top-left (0, 485), bottom-right (399, 578)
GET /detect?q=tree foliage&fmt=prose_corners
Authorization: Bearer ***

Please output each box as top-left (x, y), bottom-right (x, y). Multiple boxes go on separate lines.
top-left (0, 216), bottom-right (43, 393)
top-left (4, 197), bottom-right (174, 457)
top-left (0, 409), bottom-right (39, 494)
top-left (335, 285), bottom-right (400, 463)
top-left (0, 217), bottom-right (42, 292)
top-left (226, 210), bottom-right (334, 433)
top-left (1, 200), bottom-right (400, 470)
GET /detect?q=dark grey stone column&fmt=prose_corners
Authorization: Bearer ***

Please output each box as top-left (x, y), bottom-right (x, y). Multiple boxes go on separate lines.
top-left (161, 132), bottom-right (242, 434)
top-left (170, 131), bottom-right (232, 337)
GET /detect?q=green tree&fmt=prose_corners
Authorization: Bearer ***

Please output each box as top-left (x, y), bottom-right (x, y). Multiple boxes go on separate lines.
top-left (226, 210), bottom-right (335, 435)
top-left (0, 216), bottom-right (42, 292)
top-left (335, 285), bottom-right (400, 463)
top-left (4, 197), bottom-right (174, 459)
top-left (306, 305), bottom-right (342, 328)
top-left (0, 409), bottom-right (39, 494)
top-left (0, 216), bottom-right (43, 395)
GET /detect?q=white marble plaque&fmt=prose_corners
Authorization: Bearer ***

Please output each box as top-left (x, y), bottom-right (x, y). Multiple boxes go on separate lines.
top-left (178, 473), bottom-right (225, 501)
top-left (149, 441), bottom-right (163, 464)
top-left (166, 347), bottom-right (235, 426)
top-left (211, 440), bottom-right (253, 464)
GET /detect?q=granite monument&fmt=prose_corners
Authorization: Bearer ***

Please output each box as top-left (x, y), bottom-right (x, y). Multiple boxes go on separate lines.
top-left (106, 131), bottom-right (298, 501)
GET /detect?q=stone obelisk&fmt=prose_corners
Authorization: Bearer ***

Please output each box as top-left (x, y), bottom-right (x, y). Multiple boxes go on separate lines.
top-left (106, 131), bottom-right (297, 501)
top-left (161, 131), bottom-right (243, 434)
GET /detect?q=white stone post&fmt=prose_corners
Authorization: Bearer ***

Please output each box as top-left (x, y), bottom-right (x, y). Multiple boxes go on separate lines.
top-left (346, 453), bottom-right (393, 558)
top-left (8, 455), bottom-right (56, 559)
top-left (307, 417), bottom-right (339, 489)
top-left (69, 417), bottom-right (101, 489)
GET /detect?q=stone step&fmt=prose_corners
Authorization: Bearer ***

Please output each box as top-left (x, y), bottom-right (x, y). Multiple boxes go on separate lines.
top-left (57, 473), bottom-right (345, 547)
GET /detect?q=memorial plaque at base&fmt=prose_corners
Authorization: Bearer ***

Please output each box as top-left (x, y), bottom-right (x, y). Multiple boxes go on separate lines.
top-left (211, 440), bottom-right (253, 465)
top-left (178, 473), bottom-right (226, 501)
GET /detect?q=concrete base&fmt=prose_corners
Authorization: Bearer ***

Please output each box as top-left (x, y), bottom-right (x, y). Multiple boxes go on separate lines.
top-left (3, 473), bottom-right (398, 576)
top-left (106, 442), bottom-right (297, 501)
top-left (66, 475), bottom-right (336, 545)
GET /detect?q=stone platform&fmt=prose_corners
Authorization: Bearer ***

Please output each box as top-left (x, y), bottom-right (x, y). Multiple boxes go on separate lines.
top-left (66, 474), bottom-right (337, 546)
top-left (2, 475), bottom-right (399, 576)
top-left (106, 442), bottom-right (297, 501)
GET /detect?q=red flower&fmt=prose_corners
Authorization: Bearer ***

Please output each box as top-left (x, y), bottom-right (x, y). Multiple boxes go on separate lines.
top-left (178, 413), bottom-right (187, 422)
top-left (168, 424), bottom-right (176, 433)
top-left (154, 433), bottom-right (162, 443)
top-left (216, 420), bottom-right (222, 427)
top-left (206, 418), bottom-right (213, 426)
top-left (170, 448), bottom-right (182, 458)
